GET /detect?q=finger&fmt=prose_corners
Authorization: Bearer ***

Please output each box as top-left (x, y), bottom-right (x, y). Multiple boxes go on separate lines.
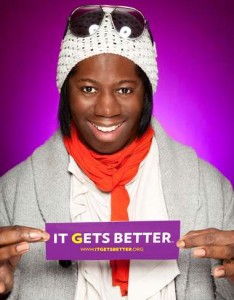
top-left (0, 281), bottom-right (5, 294)
top-left (192, 245), bottom-right (234, 260)
top-left (0, 242), bottom-right (29, 262)
top-left (181, 228), bottom-right (219, 238)
top-left (0, 281), bottom-right (6, 295)
top-left (223, 258), bottom-right (234, 283)
top-left (0, 226), bottom-right (50, 246)
top-left (228, 277), bottom-right (234, 284)
top-left (0, 263), bottom-right (14, 295)
top-left (177, 228), bottom-right (220, 247)
top-left (223, 258), bottom-right (234, 265)
top-left (177, 230), bottom-right (234, 248)
top-left (213, 264), bottom-right (234, 281)
top-left (8, 254), bottom-right (22, 269)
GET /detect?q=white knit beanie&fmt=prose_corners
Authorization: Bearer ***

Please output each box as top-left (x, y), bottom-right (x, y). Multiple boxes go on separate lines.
top-left (56, 7), bottom-right (158, 93)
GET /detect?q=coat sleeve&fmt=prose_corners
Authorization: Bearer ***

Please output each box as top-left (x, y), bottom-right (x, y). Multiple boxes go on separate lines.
top-left (0, 162), bottom-right (31, 300)
top-left (0, 170), bottom-right (17, 226)
top-left (215, 177), bottom-right (234, 300)
top-left (198, 159), bottom-right (234, 299)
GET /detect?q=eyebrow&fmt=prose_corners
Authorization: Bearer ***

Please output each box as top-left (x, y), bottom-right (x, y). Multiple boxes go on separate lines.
top-left (76, 79), bottom-right (99, 84)
top-left (76, 79), bottom-right (138, 85)
top-left (118, 80), bottom-right (138, 85)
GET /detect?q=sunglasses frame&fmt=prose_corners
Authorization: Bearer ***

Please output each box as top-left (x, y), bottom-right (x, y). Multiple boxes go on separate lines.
top-left (67, 4), bottom-right (149, 40)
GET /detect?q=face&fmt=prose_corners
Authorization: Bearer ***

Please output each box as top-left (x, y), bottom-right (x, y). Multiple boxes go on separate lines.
top-left (69, 53), bottom-right (145, 154)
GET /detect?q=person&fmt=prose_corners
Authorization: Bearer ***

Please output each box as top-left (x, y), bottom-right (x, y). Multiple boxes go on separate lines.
top-left (0, 4), bottom-right (233, 300)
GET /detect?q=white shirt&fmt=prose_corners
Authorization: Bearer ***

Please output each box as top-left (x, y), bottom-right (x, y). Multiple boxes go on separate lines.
top-left (69, 137), bottom-right (180, 300)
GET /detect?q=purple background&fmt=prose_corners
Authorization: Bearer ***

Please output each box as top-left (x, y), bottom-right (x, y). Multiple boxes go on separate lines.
top-left (0, 0), bottom-right (233, 185)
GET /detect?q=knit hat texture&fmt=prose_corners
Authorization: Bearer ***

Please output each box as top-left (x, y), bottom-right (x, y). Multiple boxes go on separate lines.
top-left (56, 7), bottom-right (158, 93)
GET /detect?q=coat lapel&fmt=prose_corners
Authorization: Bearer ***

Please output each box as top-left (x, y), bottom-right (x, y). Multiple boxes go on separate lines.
top-left (152, 119), bottom-right (200, 299)
top-left (31, 131), bottom-right (71, 223)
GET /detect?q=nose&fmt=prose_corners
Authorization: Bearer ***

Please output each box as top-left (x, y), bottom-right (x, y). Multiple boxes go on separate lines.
top-left (94, 91), bottom-right (121, 117)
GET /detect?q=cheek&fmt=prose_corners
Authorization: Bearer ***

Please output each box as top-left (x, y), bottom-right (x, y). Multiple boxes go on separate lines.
top-left (127, 97), bottom-right (144, 120)
top-left (70, 101), bottom-right (82, 118)
top-left (69, 96), bottom-right (91, 119)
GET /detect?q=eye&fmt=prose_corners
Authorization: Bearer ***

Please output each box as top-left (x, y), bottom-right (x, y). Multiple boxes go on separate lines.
top-left (117, 88), bottom-right (133, 94)
top-left (81, 86), bottom-right (97, 94)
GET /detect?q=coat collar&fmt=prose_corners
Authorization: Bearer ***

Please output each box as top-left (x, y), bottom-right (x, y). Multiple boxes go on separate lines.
top-left (151, 118), bottom-right (199, 298)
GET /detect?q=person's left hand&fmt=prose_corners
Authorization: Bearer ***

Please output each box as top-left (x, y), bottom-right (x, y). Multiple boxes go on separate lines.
top-left (177, 228), bottom-right (234, 284)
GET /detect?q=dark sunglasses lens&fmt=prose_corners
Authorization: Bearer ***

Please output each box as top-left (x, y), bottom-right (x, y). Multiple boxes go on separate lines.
top-left (112, 8), bottom-right (145, 38)
top-left (70, 7), bottom-right (104, 37)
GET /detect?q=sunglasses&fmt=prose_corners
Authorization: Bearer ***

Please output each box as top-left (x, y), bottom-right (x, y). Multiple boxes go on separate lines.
top-left (67, 5), bottom-right (149, 40)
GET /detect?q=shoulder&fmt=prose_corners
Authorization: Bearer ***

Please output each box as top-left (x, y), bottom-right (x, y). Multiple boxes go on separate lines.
top-left (151, 116), bottom-right (233, 202)
top-left (151, 117), bottom-right (232, 185)
top-left (0, 131), bottom-right (66, 223)
top-left (198, 158), bottom-right (232, 190)
top-left (0, 130), bottom-right (65, 192)
top-left (151, 117), bottom-right (197, 164)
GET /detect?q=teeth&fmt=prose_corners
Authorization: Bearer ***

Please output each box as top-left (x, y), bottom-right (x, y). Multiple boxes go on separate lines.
top-left (92, 123), bottom-right (122, 132)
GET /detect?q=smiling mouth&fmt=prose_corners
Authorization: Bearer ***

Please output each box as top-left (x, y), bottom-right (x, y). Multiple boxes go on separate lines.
top-left (91, 122), bottom-right (123, 132)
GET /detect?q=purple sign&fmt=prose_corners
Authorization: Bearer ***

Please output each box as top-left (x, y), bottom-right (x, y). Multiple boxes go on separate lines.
top-left (46, 221), bottom-right (180, 260)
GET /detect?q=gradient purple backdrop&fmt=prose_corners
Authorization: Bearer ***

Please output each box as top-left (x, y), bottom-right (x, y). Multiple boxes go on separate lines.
top-left (0, 0), bottom-right (233, 185)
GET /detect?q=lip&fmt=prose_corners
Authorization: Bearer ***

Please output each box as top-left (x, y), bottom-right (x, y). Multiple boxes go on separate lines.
top-left (88, 121), bottom-right (126, 142)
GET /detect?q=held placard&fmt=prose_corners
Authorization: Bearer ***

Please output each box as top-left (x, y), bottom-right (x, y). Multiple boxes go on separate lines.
top-left (46, 220), bottom-right (180, 260)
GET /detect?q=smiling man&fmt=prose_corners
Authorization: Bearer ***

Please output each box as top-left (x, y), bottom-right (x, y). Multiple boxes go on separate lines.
top-left (0, 4), bottom-right (234, 300)
top-left (67, 54), bottom-right (145, 154)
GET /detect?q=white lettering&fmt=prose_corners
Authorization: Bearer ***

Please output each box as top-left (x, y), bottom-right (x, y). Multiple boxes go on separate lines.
top-left (92, 232), bottom-right (102, 243)
top-left (153, 232), bottom-right (161, 243)
top-left (142, 232), bottom-right (153, 243)
top-left (54, 233), bottom-right (68, 244)
top-left (124, 233), bottom-right (132, 243)
top-left (162, 232), bottom-right (171, 243)
top-left (114, 233), bottom-right (123, 243)
top-left (102, 233), bottom-right (110, 243)
top-left (132, 232), bottom-right (142, 243)
top-left (83, 233), bottom-right (92, 243)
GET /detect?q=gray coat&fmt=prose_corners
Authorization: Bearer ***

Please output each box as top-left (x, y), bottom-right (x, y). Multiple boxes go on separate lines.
top-left (1, 119), bottom-right (234, 300)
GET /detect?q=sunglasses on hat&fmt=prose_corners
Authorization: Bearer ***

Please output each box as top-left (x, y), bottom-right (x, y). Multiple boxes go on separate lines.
top-left (66, 5), bottom-right (151, 41)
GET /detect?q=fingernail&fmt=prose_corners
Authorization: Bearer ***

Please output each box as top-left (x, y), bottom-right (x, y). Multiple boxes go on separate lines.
top-left (41, 232), bottom-right (50, 241)
top-left (213, 269), bottom-right (225, 277)
top-left (16, 243), bottom-right (29, 254)
top-left (29, 230), bottom-right (50, 241)
top-left (29, 231), bottom-right (43, 240)
top-left (193, 248), bottom-right (206, 257)
top-left (177, 240), bottom-right (186, 248)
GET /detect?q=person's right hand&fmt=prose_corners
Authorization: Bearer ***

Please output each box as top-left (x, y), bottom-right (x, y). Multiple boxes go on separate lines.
top-left (0, 226), bottom-right (50, 297)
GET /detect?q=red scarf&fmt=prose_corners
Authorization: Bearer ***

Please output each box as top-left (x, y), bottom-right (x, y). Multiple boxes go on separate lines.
top-left (63, 123), bottom-right (154, 296)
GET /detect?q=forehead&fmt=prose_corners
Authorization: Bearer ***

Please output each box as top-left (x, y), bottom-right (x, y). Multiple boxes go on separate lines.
top-left (73, 53), bottom-right (140, 80)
